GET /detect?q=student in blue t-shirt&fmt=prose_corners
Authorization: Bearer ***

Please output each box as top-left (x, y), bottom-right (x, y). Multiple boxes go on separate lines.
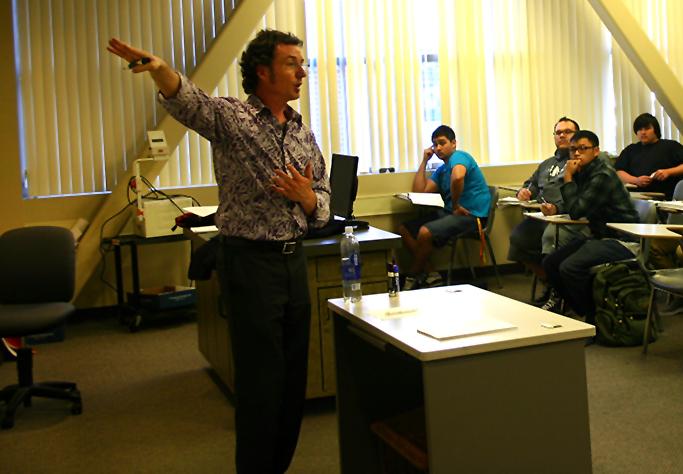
top-left (398, 125), bottom-right (491, 290)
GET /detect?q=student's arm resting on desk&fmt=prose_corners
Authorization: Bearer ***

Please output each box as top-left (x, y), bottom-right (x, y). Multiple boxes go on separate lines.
top-left (651, 163), bottom-right (683, 181)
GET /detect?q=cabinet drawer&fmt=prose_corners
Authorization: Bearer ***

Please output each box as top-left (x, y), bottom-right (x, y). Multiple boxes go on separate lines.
top-left (315, 250), bottom-right (388, 283)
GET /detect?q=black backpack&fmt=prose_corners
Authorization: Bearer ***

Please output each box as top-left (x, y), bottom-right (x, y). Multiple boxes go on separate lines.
top-left (592, 262), bottom-right (655, 346)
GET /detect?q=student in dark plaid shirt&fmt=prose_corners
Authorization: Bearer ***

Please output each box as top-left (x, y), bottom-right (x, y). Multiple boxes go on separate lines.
top-left (542, 130), bottom-right (639, 324)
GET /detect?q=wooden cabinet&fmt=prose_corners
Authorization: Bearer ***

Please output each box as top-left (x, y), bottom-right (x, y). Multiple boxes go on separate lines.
top-left (191, 227), bottom-right (401, 399)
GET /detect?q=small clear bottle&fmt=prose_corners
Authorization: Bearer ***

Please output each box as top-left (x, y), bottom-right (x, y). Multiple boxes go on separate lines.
top-left (340, 226), bottom-right (362, 302)
top-left (388, 259), bottom-right (400, 297)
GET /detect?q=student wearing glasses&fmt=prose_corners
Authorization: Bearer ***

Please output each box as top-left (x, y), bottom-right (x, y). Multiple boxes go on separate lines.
top-left (508, 117), bottom-right (588, 306)
top-left (542, 131), bottom-right (639, 320)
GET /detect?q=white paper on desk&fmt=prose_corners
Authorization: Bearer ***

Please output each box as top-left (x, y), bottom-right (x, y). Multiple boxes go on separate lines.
top-left (658, 201), bottom-right (683, 211)
top-left (499, 196), bottom-right (538, 206)
top-left (523, 211), bottom-right (571, 220)
top-left (417, 316), bottom-right (516, 341)
top-left (395, 192), bottom-right (444, 208)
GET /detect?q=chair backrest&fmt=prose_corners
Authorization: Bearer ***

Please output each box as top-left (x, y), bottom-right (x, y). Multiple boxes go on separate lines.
top-left (483, 185), bottom-right (499, 235)
top-left (631, 198), bottom-right (658, 224)
top-left (668, 180), bottom-right (683, 225)
top-left (0, 226), bottom-right (75, 304)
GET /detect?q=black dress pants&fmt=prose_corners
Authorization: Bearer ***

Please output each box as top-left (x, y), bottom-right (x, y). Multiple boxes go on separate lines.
top-left (216, 238), bottom-right (310, 474)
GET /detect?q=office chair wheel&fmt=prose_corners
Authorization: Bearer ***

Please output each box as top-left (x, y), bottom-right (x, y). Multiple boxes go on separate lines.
top-left (128, 314), bottom-right (142, 333)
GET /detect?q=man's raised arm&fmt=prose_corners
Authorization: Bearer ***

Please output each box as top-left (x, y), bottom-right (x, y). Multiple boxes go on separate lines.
top-left (107, 38), bottom-right (180, 98)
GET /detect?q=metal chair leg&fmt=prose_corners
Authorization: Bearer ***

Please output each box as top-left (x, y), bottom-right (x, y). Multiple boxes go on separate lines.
top-left (485, 235), bottom-right (502, 288)
top-left (643, 286), bottom-right (656, 354)
top-left (447, 239), bottom-right (457, 285)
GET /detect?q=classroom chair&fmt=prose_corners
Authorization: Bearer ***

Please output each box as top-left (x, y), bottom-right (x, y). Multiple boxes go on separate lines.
top-left (446, 185), bottom-right (502, 288)
top-left (0, 226), bottom-right (82, 429)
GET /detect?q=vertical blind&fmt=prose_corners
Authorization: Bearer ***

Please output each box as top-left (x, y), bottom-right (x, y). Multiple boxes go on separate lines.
top-left (13, 0), bottom-right (301, 197)
top-left (13, 0), bottom-right (683, 197)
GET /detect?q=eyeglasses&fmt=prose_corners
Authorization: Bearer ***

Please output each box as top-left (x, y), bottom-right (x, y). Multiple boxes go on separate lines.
top-left (569, 145), bottom-right (597, 153)
top-left (554, 129), bottom-right (576, 136)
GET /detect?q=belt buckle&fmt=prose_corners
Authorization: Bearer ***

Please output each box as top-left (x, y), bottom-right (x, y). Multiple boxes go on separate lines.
top-left (282, 241), bottom-right (296, 255)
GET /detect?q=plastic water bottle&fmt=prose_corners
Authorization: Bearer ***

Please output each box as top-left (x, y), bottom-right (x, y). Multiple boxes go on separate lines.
top-left (340, 226), bottom-right (362, 302)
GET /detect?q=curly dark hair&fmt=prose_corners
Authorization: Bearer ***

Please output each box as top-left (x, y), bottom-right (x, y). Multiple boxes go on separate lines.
top-left (240, 29), bottom-right (303, 94)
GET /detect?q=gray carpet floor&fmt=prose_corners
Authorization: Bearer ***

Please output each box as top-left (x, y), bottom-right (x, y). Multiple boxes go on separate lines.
top-left (1, 273), bottom-right (682, 473)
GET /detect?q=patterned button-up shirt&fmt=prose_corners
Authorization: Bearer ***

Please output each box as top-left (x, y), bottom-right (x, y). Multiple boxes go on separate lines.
top-left (159, 74), bottom-right (330, 241)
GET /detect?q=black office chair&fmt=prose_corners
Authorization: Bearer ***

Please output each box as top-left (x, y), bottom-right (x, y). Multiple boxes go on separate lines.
top-left (0, 226), bottom-right (82, 429)
top-left (446, 185), bottom-right (502, 288)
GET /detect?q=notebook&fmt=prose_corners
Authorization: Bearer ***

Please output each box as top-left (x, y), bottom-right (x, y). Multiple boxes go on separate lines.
top-left (417, 317), bottom-right (516, 341)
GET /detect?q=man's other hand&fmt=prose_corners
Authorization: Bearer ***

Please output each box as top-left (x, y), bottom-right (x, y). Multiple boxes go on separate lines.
top-left (540, 202), bottom-right (557, 216)
top-left (635, 175), bottom-right (653, 187)
top-left (453, 205), bottom-right (471, 216)
top-left (517, 188), bottom-right (532, 201)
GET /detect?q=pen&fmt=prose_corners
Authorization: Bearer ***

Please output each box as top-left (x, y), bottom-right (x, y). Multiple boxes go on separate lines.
top-left (128, 57), bottom-right (151, 69)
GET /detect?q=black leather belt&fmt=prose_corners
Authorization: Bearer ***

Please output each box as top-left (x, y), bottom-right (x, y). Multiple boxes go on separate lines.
top-left (219, 236), bottom-right (301, 255)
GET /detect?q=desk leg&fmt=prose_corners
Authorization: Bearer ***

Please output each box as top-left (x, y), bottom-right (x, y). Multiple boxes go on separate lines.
top-left (333, 316), bottom-right (423, 474)
top-left (113, 244), bottom-right (124, 307)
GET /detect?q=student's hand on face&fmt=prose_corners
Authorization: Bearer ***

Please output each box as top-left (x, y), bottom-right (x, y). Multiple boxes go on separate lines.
top-left (565, 159), bottom-right (581, 179)
top-left (517, 188), bottom-right (532, 201)
top-left (453, 205), bottom-right (470, 216)
top-left (635, 175), bottom-right (653, 187)
top-left (423, 147), bottom-right (435, 162)
top-left (540, 202), bottom-right (557, 216)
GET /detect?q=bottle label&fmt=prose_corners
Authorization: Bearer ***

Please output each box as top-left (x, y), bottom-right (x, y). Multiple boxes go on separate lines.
top-left (341, 254), bottom-right (361, 280)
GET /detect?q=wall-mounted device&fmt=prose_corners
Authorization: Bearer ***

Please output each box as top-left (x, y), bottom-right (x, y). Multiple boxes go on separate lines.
top-left (146, 130), bottom-right (169, 156)
top-left (130, 130), bottom-right (188, 237)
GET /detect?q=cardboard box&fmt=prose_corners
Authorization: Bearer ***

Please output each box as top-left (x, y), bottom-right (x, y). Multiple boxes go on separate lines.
top-left (128, 285), bottom-right (196, 311)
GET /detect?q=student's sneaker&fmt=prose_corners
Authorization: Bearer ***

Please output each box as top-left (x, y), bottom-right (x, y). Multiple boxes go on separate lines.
top-left (424, 272), bottom-right (444, 288)
top-left (403, 276), bottom-right (421, 291)
top-left (533, 285), bottom-right (552, 306)
top-left (540, 290), bottom-right (562, 314)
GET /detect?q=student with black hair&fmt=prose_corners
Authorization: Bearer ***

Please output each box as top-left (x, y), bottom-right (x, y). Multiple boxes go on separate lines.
top-left (542, 130), bottom-right (639, 321)
top-left (615, 112), bottom-right (683, 200)
top-left (398, 125), bottom-right (490, 290)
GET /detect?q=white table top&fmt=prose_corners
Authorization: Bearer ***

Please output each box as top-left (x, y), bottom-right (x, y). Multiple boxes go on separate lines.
top-left (606, 223), bottom-right (683, 239)
top-left (523, 211), bottom-right (589, 225)
top-left (328, 285), bottom-right (594, 362)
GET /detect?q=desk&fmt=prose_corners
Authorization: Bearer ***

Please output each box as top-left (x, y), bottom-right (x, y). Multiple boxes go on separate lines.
top-left (329, 286), bottom-right (594, 473)
top-left (606, 223), bottom-right (683, 264)
top-left (524, 211), bottom-right (589, 246)
top-left (102, 233), bottom-right (189, 331)
top-left (187, 226), bottom-right (402, 399)
top-left (629, 191), bottom-right (667, 200)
